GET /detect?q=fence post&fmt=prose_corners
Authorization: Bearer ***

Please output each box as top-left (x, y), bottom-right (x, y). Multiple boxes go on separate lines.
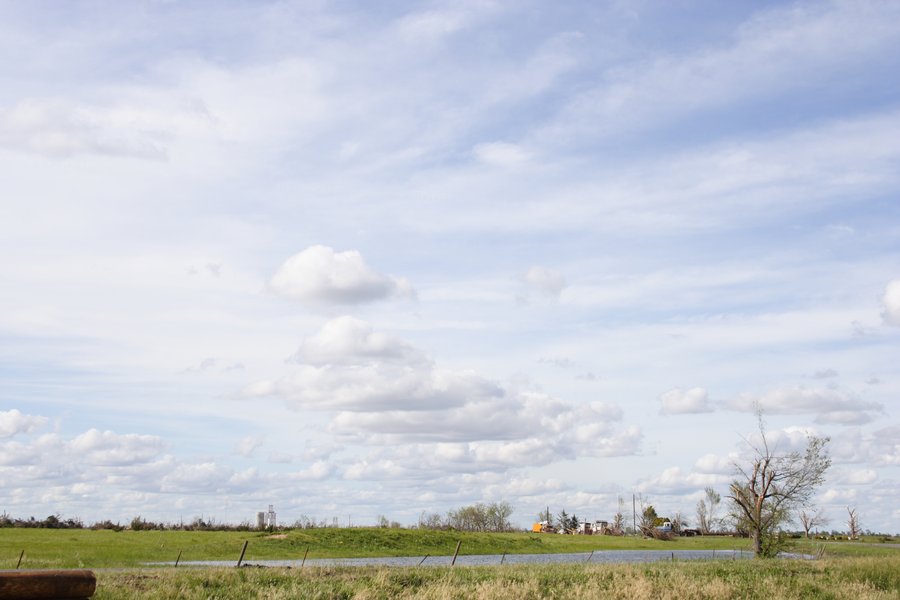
top-left (236, 541), bottom-right (248, 568)
top-left (418, 554), bottom-right (429, 566)
top-left (16, 550), bottom-right (24, 570)
top-left (175, 550), bottom-right (182, 568)
top-left (301, 546), bottom-right (309, 568)
top-left (451, 541), bottom-right (462, 566)
top-left (585, 550), bottom-right (593, 563)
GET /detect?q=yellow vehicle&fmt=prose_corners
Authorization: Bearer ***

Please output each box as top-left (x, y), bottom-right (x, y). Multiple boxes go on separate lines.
top-left (531, 521), bottom-right (556, 533)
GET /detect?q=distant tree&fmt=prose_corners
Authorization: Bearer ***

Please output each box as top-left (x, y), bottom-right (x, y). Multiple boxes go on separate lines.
top-left (696, 487), bottom-right (721, 534)
top-left (671, 512), bottom-right (687, 534)
top-left (557, 509), bottom-right (570, 532)
top-left (639, 504), bottom-right (659, 535)
top-left (611, 498), bottom-right (626, 534)
top-left (568, 514), bottom-right (580, 531)
top-left (487, 501), bottom-right (514, 532)
top-left (418, 511), bottom-right (445, 530)
top-left (847, 507), bottom-right (861, 540)
top-left (798, 507), bottom-right (828, 538)
top-left (728, 410), bottom-right (831, 557)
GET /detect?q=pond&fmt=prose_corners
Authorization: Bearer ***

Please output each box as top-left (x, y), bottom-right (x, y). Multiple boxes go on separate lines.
top-left (165, 549), bottom-right (760, 568)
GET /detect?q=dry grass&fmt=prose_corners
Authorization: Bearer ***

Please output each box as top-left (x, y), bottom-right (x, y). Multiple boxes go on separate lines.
top-left (91, 555), bottom-right (900, 599)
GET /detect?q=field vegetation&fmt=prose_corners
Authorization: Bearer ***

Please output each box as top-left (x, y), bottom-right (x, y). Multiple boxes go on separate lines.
top-left (2, 526), bottom-right (898, 569)
top-left (2, 528), bottom-right (897, 598)
top-left (0, 527), bottom-right (758, 569)
top-left (84, 555), bottom-right (900, 599)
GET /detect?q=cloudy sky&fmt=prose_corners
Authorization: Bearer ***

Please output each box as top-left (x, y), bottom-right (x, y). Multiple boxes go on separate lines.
top-left (2, 0), bottom-right (899, 533)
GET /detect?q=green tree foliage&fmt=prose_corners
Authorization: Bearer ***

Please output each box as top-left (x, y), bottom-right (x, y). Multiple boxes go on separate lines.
top-left (728, 412), bottom-right (831, 557)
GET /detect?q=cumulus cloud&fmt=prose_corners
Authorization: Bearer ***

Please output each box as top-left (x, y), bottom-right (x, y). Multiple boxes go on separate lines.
top-left (0, 440), bottom-right (42, 466)
top-left (246, 319), bottom-right (639, 468)
top-left (524, 266), bottom-right (567, 297)
top-left (693, 452), bottom-right (738, 475)
top-left (0, 409), bottom-right (47, 438)
top-left (269, 245), bottom-right (415, 305)
top-left (842, 469), bottom-right (877, 485)
top-left (246, 364), bottom-right (499, 412)
top-left (236, 436), bottom-right (263, 457)
top-left (69, 429), bottom-right (166, 466)
top-left (729, 386), bottom-right (883, 425)
top-left (659, 387), bottom-right (714, 415)
top-left (290, 316), bottom-right (426, 366)
top-left (160, 462), bottom-right (234, 493)
top-left (636, 466), bottom-right (730, 494)
top-left (882, 279), bottom-right (900, 326)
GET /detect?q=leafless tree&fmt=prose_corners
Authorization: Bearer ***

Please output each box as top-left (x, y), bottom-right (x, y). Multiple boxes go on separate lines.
top-left (728, 411), bottom-right (831, 557)
top-left (847, 506), bottom-right (860, 540)
top-left (798, 507), bottom-right (828, 538)
top-left (611, 497), bottom-right (626, 534)
top-left (696, 487), bottom-right (721, 534)
top-left (671, 511), bottom-right (687, 534)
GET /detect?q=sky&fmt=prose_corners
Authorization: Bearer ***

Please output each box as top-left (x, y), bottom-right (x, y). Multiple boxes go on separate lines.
top-left (1, 0), bottom-right (899, 533)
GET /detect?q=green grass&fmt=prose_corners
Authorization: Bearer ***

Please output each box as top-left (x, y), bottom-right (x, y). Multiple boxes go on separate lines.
top-left (84, 555), bottom-right (900, 599)
top-left (2, 530), bottom-right (897, 598)
top-left (0, 528), bottom-right (756, 569)
top-left (3, 528), bottom-right (897, 570)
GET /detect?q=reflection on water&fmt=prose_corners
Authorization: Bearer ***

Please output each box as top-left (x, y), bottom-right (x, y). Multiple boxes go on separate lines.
top-left (164, 549), bottom-right (759, 568)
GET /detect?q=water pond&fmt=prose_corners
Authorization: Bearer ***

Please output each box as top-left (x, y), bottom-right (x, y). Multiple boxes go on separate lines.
top-left (167, 549), bottom-right (760, 568)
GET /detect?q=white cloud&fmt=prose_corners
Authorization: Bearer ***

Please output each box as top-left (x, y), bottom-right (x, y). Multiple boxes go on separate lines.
top-left (811, 368), bottom-right (838, 380)
top-left (0, 98), bottom-right (172, 159)
top-left (842, 469), bottom-right (877, 485)
top-left (659, 387), bottom-right (714, 415)
top-left (524, 266), bottom-right (567, 296)
top-left (473, 141), bottom-right (532, 167)
top-left (69, 429), bottom-right (166, 466)
top-left (269, 245), bottom-right (415, 305)
top-left (246, 320), bottom-right (638, 467)
top-left (882, 279), bottom-right (900, 326)
top-left (236, 436), bottom-right (263, 457)
top-left (0, 441), bottom-right (41, 466)
top-left (290, 316), bottom-right (426, 366)
top-left (246, 364), bottom-right (498, 412)
top-left (693, 453), bottom-right (738, 475)
top-left (538, 1), bottom-right (900, 144)
top-left (729, 386), bottom-right (883, 425)
top-left (0, 409), bottom-right (47, 438)
top-left (160, 462), bottom-right (233, 493)
top-left (636, 466), bottom-right (729, 494)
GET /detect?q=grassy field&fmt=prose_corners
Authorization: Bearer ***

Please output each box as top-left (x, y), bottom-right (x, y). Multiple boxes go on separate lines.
top-left (0, 528), bottom-right (760, 569)
top-left (2, 529), bottom-right (898, 598)
top-left (85, 555), bottom-right (900, 599)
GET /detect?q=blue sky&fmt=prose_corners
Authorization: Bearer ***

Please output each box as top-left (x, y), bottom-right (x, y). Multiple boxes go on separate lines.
top-left (1, 0), bottom-right (899, 533)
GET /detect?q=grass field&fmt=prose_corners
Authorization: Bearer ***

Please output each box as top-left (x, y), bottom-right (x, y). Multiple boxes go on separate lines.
top-left (2, 528), bottom-right (898, 598)
top-left (84, 555), bottom-right (900, 599)
top-left (1, 528), bottom-right (761, 569)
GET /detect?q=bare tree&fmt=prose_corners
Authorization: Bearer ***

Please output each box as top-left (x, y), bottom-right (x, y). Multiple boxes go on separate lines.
top-left (638, 500), bottom-right (658, 536)
top-left (728, 411), bottom-right (831, 557)
top-left (671, 511), bottom-right (687, 534)
top-left (696, 487), bottom-right (721, 534)
top-left (847, 507), bottom-right (860, 540)
top-left (611, 497), bottom-right (626, 534)
top-left (798, 507), bottom-right (828, 538)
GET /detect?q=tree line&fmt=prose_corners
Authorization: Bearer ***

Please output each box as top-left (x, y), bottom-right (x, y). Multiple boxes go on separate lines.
top-left (416, 501), bottom-right (515, 532)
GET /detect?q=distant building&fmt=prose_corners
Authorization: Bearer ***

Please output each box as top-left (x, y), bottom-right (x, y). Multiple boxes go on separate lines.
top-left (257, 505), bottom-right (277, 529)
